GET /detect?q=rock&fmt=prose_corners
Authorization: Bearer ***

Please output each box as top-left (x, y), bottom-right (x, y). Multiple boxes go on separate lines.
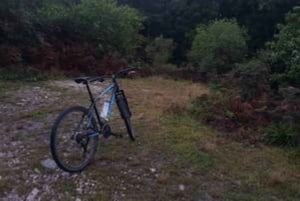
top-left (26, 188), bottom-right (39, 201)
top-left (2, 190), bottom-right (23, 201)
top-left (0, 152), bottom-right (5, 158)
top-left (34, 168), bottom-right (41, 174)
top-left (196, 192), bottom-right (214, 201)
top-left (75, 198), bottom-right (81, 201)
top-left (157, 173), bottom-right (169, 184)
top-left (200, 142), bottom-right (217, 152)
top-left (179, 184), bottom-right (185, 191)
top-left (41, 158), bottom-right (57, 170)
top-left (150, 168), bottom-right (156, 173)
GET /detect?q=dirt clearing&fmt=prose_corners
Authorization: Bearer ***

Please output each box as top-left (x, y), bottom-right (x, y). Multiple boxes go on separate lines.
top-left (0, 77), bottom-right (299, 201)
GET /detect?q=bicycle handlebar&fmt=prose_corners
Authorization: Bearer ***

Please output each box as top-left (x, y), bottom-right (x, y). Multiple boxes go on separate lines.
top-left (74, 66), bottom-right (138, 85)
top-left (116, 67), bottom-right (137, 77)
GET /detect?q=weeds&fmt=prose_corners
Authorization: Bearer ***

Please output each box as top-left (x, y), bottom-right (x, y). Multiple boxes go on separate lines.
top-left (0, 65), bottom-right (47, 82)
top-left (162, 115), bottom-right (214, 170)
top-left (265, 123), bottom-right (299, 147)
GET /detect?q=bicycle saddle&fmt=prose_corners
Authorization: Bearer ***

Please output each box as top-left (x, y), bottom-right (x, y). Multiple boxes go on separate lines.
top-left (74, 76), bottom-right (105, 84)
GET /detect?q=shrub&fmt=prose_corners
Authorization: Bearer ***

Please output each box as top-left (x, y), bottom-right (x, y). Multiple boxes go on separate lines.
top-left (0, 65), bottom-right (47, 81)
top-left (265, 123), bottom-right (299, 147)
top-left (190, 19), bottom-right (248, 74)
top-left (268, 6), bottom-right (300, 86)
top-left (37, 0), bottom-right (143, 56)
top-left (145, 36), bottom-right (175, 66)
top-left (235, 59), bottom-right (270, 100)
top-left (188, 92), bottom-right (239, 132)
top-left (0, 0), bottom-right (39, 45)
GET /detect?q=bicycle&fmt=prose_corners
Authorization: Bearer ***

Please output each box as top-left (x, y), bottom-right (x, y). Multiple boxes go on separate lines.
top-left (50, 67), bottom-right (136, 172)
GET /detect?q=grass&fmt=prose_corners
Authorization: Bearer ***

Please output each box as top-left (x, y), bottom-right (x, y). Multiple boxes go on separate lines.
top-left (161, 115), bottom-right (215, 170)
top-left (0, 81), bottom-right (23, 98)
top-left (0, 77), bottom-right (299, 200)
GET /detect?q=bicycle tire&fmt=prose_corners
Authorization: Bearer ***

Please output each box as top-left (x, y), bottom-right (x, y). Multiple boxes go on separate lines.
top-left (50, 106), bottom-right (98, 172)
top-left (115, 91), bottom-right (135, 141)
top-left (124, 117), bottom-right (135, 141)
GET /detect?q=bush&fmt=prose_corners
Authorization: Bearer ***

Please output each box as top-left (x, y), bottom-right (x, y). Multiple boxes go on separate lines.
top-left (0, 65), bottom-right (47, 81)
top-left (265, 123), bottom-right (299, 147)
top-left (145, 36), bottom-right (175, 66)
top-left (37, 0), bottom-right (143, 56)
top-left (268, 6), bottom-right (300, 86)
top-left (235, 59), bottom-right (270, 100)
top-left (0, 0), bottom-right (40, 45)
top-left (190, 19), bottom-right (248, 74)
top-left (188, 92), bottom-right (239, 132)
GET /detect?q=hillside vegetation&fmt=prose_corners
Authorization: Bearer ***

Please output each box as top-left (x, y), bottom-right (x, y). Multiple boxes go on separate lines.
top-left (0, 1), bottom-right (299, 200)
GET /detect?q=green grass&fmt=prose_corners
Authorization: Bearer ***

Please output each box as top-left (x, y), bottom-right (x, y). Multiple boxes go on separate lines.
top-left (156, 113), bottom-right (300, 201)
top-left (0, 66), bottom-right (47, 82)
top-left (1, 77), bottom-right (299, 201)
top-left (0, 81), bottom-right (23, 98)
top-left (161, 115), bottom-right (214, 170)
top-left (27, 110), bottom-right (49, 119)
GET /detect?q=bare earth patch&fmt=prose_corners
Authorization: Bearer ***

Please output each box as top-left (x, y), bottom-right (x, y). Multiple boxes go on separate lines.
top-left (0, 77), bottom-right (299, 201)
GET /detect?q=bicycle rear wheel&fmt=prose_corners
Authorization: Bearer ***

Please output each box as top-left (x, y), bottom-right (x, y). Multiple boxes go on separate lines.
top-left (50, 106), bottom-right (98, 172)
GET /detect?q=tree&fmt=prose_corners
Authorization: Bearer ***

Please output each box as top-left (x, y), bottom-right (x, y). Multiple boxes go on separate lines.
top-left (145, 36), bottom-right (175, 66)
top-left (269, 6), bottom-right (300, 86)
top-left (37, 0), bottom-right (143, 56)
top-left (118, 0), bottom-right (298, 63)
top-left (219, 0), bottom-right (298, 51)
top-left (190, 19), bottom-right (247, 73)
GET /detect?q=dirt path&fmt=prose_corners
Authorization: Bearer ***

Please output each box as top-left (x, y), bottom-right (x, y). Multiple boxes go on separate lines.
top-left (0, 77), bottom-right (299, 201)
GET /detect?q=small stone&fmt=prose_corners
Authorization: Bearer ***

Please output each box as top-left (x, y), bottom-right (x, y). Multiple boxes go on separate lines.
top-left (61, 172), bottom-right (69, 177)
top-left (26, 188), bottom-right (39, 201)
top-left (41, 158), bottom-right (57, 170)
top-left (234, 180), bottom-right (242, 186)
top-left (76, 187), bottom-right (83, 194)
top-left (157, 173), bottom-right (169, 184)
top-left (179, 184), bottom-right (185, 191)
top-left (75, 198), bottom-right (81, 201)
top-left (150, 168), bottom-right (156, 173)
top-left (196, 192), bottom-right (214, 201)
top-left (34, 168), bottom-right (40, 174)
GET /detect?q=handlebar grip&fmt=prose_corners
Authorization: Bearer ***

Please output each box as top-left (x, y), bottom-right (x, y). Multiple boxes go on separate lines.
top-left (117, 67), bottom-right (138, 77)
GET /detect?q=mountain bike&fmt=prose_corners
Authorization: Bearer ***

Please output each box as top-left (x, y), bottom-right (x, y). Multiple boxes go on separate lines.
top-left (50, 67), bottom-right (136, 172)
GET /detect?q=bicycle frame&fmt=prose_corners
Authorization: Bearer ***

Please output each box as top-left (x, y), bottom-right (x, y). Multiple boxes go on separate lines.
top-left (85, 78), bottom-right (120, 135)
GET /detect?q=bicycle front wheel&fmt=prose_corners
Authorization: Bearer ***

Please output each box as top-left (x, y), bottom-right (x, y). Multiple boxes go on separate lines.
top-left (124, 117), bottom-right (135, 141)
top-left (116, 90), bottom-right (135, 141)
top-left (50, 106), bottom-right (98, 172)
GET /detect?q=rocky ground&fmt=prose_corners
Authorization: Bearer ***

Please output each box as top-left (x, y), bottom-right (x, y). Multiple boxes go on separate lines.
top-left (0, 77), bottom-right (299, 201)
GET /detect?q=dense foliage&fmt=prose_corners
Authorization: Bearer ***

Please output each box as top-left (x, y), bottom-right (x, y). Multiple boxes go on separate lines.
top-left (190, 20), bottom-right (247, 73)
top-left (145, 36), bottom-right (175, 66)
top-left (0, 0), bottom-right (143, 71)
top-left (118, 0), bottom-right (298, 63)
top-left (268, 6), bottom-right (300, 87)
top-left (38, 0), bottom-right (142, 55)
